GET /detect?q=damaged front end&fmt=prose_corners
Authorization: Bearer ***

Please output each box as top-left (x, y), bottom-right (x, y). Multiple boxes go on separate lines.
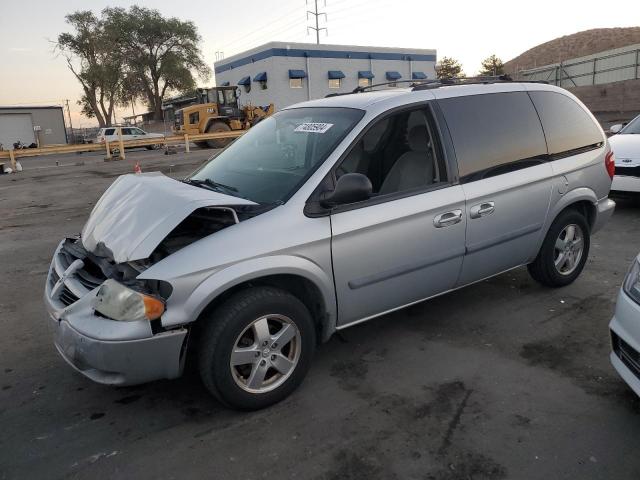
top-left (44, 173), bottom-right (275, 386)
top-left (44, 237), bottom-right (187, 385)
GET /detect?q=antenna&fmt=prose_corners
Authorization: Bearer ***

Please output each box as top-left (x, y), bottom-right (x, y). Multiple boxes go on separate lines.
top-left (306, 0), bottom-right (327, 45)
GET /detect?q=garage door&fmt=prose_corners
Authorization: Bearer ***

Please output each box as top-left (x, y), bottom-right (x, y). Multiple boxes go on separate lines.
top-left (0, 114), bottom-right (35, 148)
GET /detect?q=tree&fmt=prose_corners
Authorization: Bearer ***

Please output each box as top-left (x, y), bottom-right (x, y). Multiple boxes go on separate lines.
top-left (56, 11), bottom-right (126, 127)
top-left (479, 54), bottom-right (505, 76)
top-left (104, 6), bottom-right (210, 121)
top-left (436, 57), bottom-right (464, 79)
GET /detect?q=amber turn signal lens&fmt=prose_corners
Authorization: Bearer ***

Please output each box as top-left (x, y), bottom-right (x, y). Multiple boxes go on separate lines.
top-left (143, 295), bottom-right (165, 320)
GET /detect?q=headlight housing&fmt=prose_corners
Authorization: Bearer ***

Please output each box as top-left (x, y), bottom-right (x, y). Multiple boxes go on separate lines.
top-left (623, 258), bottom-right (640, 305)
top-left (92, 279), bottom-right (165, 322)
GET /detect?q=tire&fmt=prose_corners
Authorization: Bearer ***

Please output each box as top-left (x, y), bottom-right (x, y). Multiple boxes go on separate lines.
top-left (527, 209), bottom-right (590, 287)
top-left (205, 121), bottom-right (232, 149)
top-left (194, 141), bottom-right (209, 149)
top-left (198, 287), bottom-right (316, 410)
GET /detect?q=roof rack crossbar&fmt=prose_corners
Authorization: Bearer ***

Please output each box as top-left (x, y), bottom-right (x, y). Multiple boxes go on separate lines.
top-left (323, 75), bottom-right (548, 98)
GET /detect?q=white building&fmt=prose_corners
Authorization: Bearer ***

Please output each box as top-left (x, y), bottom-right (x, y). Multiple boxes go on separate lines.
top-left (214, 42), bottom-right (437, 110)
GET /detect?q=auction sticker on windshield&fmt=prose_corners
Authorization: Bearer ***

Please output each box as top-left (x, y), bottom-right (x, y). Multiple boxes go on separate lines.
top-left (294, 122), bottom-right (334, 134)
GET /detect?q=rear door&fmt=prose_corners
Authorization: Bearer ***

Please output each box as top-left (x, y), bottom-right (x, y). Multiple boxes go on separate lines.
top-left (437, 91), bottom-right (553, 286)
top-left (329, 105), bottom-right (467, 326)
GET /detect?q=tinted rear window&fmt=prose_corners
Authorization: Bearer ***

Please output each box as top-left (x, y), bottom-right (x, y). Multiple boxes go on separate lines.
top-left (104, 128), bottom-right (115, 135)
top-left (528, 91), bottom-right (602, 155)
top-left (439, 92), bottom-right (547, 182)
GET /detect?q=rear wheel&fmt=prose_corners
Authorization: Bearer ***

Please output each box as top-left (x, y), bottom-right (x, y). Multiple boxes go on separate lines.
top-left (198, 287), bottom-right (316, 410)
top-left (528, 209), bottom-right (590, 287)
top-left (205, 121), bottom-right (232, 149)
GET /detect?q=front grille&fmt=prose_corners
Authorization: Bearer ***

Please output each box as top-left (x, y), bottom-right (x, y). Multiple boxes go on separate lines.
top-left (59, 287), bottom-right (79, 306)
top-left (612, 331), bottom-right (640, 378)
top-left (615, 165), bottom-right (640, 177)
top-left (47, 239), bottom-right (108, 308)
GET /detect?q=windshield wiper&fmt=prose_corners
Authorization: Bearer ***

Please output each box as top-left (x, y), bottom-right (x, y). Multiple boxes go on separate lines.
top-left (183, 178), bottom-right (238, 195)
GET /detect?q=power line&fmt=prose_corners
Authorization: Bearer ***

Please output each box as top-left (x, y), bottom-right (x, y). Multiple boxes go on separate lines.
top-left (218, 2), bottom-right (303, 50)
top-left (307, 0), bottom-right (327, 44)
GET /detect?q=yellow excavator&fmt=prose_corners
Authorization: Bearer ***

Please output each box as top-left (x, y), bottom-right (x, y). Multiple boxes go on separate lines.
top-left (173, 86), bottom-right (274, 148)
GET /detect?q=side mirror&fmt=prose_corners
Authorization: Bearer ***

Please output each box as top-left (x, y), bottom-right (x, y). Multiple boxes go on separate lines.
top-left (320, 173), bottom-right (372, 207)
top-left (610, 124), bottom-right (623, 134)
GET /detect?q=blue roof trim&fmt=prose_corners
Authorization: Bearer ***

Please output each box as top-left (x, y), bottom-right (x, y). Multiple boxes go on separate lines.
top-left (253, 71), bottom-right (267, 82)
top-left (412, 71), bottom-right (427, 79)
top-left (328, 70), bottom-right (345, 79)
top-left (237, 76), bottom-right (251, 86)
top-left (386, 71), bottom-right (402, 80)
top-left (358, 70), bottom-right (375, 79)
top-left (289, 69), bottom-right (307, 79)
top-left (215, 48), bottom-right (436, 73)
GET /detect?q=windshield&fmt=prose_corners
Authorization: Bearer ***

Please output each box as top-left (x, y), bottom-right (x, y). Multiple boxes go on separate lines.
top-left (189, 107), bottom-right (364, 204)
top-left (621, 115), bottom-right (640, 134)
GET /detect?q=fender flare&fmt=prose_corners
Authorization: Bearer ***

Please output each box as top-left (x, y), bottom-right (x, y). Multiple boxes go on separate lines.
top-left (163, 255), bottom-right (337, 340)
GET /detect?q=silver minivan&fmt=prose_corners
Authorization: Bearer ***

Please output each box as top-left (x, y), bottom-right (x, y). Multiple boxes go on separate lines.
top-left (45, 80), bottom-right (616, 409)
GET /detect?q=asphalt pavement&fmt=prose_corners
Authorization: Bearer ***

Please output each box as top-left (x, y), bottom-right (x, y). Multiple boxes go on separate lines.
top-left (1, 150), bottom-right (640, 479)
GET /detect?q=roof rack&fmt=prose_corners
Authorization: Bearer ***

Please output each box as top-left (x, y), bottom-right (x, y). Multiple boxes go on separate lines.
top-left (323, 75), bottom-right (548, 99)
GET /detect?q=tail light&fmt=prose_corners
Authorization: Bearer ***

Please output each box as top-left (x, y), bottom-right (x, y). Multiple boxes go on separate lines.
top-left (605, 150), bottom-right (615, 179)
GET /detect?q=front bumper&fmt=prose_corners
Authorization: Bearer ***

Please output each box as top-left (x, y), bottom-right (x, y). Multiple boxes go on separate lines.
top-left (611, 175), bottom-right (640, 193)
top-left (591, 197), bottom-right (616, 234)
top-left (609, 289), bottom-right (640, 397)
top-left (44, 239), bottom-right (188, 386)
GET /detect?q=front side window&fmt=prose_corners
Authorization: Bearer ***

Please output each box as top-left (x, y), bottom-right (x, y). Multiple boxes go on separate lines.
top-left (529, 91), bottom-right (603, 155)
top-left (439, 92), bottom-right (547, 182)
top-left (223, 89), bottom-right (237, 105)
top-left (358, 77), bottom-right (372, 88)
top-left (336, 106), bottom-right (447, 196)
top-left (132, 128), bottom-right (145, 135)
top-left (290, 78), bottom-right (303, 89)
top-left (122, 128), bottom-right (133, 135)
top-left (189, 107), bottom-right (364, 204)
top-left (329, 78), bottom-right (341, 89)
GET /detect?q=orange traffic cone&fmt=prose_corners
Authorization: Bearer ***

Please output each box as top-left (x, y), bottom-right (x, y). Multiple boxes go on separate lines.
top-left (134, 162), bottom-right (142, 174)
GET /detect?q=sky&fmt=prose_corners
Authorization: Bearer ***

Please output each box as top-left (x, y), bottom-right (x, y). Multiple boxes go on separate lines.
top-left (0, 0), bottom-right (637, 127)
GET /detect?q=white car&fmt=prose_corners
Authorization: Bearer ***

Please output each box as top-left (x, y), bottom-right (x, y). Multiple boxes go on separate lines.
top-left (609, 115), bottom-right (640, 193)
top-left (96, 126), bottom-right (164, 150)
top-left (610, 254), bottom-right (640, 396)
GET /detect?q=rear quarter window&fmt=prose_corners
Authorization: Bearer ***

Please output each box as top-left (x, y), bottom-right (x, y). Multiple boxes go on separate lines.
top-left (104, 128), bottom-right (115, 135)
top-left (528, 91), bottom-right (603, 156)
top-left (438, 92), bottom-right (547, 182)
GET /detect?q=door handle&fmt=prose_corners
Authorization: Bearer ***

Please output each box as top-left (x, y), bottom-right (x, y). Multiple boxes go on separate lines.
top-left (433, 209), bottom-right (463, 228)
top-left (469, 201), bottom-right (495, 219)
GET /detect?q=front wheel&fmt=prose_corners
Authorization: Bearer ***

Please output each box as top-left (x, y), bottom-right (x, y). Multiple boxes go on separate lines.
top-left (528, 209), bottom-right (590, 287)
top-left (205, 121), bottom-right (232, 149)
top-left (198, 287), bottom-right (316, 410)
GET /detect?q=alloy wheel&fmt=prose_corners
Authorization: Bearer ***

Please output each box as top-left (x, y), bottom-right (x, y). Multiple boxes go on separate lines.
top-left (229, 314), bottom-right (301, 393)
top-left (553, 224), bottom-right (584, 275)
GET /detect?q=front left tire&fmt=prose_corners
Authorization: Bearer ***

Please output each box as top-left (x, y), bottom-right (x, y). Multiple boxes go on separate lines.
top-left (197, 287), bottom-right (316, 410)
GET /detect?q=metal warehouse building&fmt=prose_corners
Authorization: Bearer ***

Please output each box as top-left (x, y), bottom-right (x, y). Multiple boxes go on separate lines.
top-left (0, 106), bottom-right (67, 149)
top-left (214, 42), bottom-right (437, 109)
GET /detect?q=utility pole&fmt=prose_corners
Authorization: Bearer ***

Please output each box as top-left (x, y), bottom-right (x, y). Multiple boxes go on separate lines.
top-left (307, 0), bottom-right (327, 44)
top-left (64, 99), bottom-right (74, 144)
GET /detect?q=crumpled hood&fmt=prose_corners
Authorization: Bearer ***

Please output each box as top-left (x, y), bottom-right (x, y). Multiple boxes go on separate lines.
top-left (81, 172), bottom-right (255, 263)
top-left (610, 134), bottom-right (640, 166)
